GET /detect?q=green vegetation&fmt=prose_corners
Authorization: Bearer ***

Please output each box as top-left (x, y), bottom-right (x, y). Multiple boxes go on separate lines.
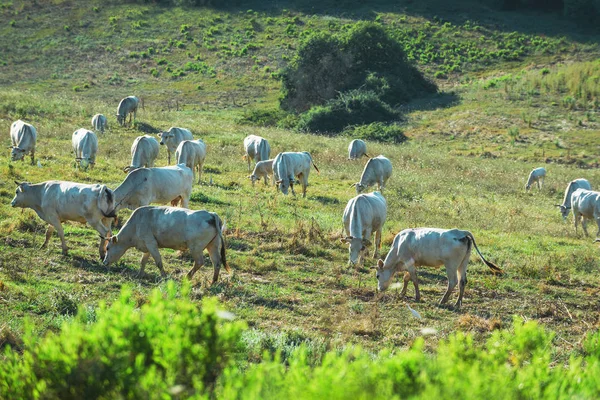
top-left (0, 0), bottom-right (600, 397)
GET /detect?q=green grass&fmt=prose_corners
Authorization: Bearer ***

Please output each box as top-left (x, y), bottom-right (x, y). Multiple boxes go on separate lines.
top-left (1, 0), bottom-right (600, 370)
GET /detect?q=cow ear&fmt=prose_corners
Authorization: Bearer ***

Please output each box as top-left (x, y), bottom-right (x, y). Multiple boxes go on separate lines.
top-left (377, 259), bottom-right (384, 269)
top-left (14, 180), bottom-right (21, 186)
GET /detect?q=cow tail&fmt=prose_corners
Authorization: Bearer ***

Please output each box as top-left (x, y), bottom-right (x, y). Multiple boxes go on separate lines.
top-left (310, 155), bottom-right (320, 174)
top-left (215, 214), bottom-right (230, 273)
top-left (467, 233), bottom-right (503, 275)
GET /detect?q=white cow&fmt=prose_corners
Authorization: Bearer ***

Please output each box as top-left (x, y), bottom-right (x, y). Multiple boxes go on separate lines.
top-left (352, 155), bottom-right (392, 194)
top-left (116, 96), bottom-right (139, 127)
top-left (273, 151), bottom-right (319, 198)
top-left (374, 228), bottom-right (502, 309)
top-left (243, 135), bottom-right (271, 171)
top-left (10, 120), bottom-right (37, 165)
top-left (112, 164), bottom-right (193, 213)
top-left (10, 181), bottom-right (116, 259)
top-left (555, 178), bottom-right (592, 221)
top-left (348, 139), bottom-right (369, 160)
top-left (72, 128), bottom-right (98, 170)
top-left (341, 191), bottom-right (387, 266)
top-left (571, 188), bottom-right (600, 237)
top-left (248, 159), bottom-right (274, 187)
top-left (157, 127), bottom-right (193, 164)
top-left (525, 167), bottom-right (546, 191)
top-left (175, 139), bottom-right (207, 184)
top-left (91, 114), bottom-right (108, 133)
top-left (124, 135), bottom-right (160, 173)
top-left (103, 206), bottom-right (229, 282)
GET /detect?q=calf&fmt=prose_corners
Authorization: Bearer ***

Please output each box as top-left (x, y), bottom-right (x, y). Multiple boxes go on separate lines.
top-left (348, 139), bottom-right (369, 160)
top-left (124, 135), bottom-right (160, 173)
top-left (72, 128), bottom-right (98, 170)
top-left (352, 155), bottom-right (392, 194)
top-left (341, 191), bottom-right (387, 266)
top-left (103, 206), bottom-right (230, 282)
top-left (112, 164), bottom-right (193, 213)
top-left (157, 127), bottom-right (193, 164)
top-left (374, 228), bottom-right (502, 309)
top-left (10, 181), bottom-right (115, 259)
top-left (273, 151), bottom-right (319, 198)
top-left (116, 96), bottom-right (139, 127)
top-left (571, 188), bottom-right (600, 237)
top-left (10, 120), bottom-right (37, 165)
top-left (248, 159), bottom-right (274, 187)
top-left (555, 178), bottom-right (592, 220)
top-left (525, 167), bottom-right (546, 191)
top-left (175, 139), bottom-right (207, 184)
top-left (243, 135), bottom-right (271, 171)
top-left (91, 114), bottom-right (108, 133)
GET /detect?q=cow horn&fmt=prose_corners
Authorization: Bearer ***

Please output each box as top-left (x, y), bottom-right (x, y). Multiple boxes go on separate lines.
top-left (14, 180), bottom-right (21, 186)
top-left (350, 183), bottom-right (357, 187)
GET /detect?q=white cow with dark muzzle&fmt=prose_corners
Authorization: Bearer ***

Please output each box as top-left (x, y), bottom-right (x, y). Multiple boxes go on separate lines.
top-left (116, 96), bottom-right (139, 127)
top-left (243, 135), bottom-right (271, 172)
top-left (248, 159), bottom-right (274, 187)
top-left (273, 151), bottom-right (319, 198)
top-left (374, 228), bottom-right (502, 309)
top-left (103, 206), bottom-right (230, 282)
top-left (525, 167), bottom-right (546, 191)
top-left (124, 135), bottom-right (160, 173)
top-left (555, 178), bottom-right (592, 221)
top-left (175, 139), bottom-right (207, 184)
top-left (352, 155), bottom-right (392, 194)
top-left (341, 191), bottom-right (387, 266)
top-left (72, 128), bottom-right (98, 170)
top-left (10, 180), bottom-right (116, 259)
top-left (10, 120), bottom-right (37, 165)
top-left (157, 127), bottom-right (193, 164)
top-left (112, 164), bottom-right (193, 213)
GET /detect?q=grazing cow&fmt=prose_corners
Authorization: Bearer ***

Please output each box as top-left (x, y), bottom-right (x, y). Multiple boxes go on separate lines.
top-left (248, 159), bottom-right (274, 187)
top-left (10, 181), bottom-right (116, 259)
top-left (352, 155), bottom-right (392, 194)
top-left (374, 228), bottom-right (502, 309)
top-left (103, 206), bottom-right (230, 282)
top-left (9, 120), bottom-right (37, 165)
top-left (112, 164), bottom-right (193, 213)
top-left (525, 167), bottom-right (546, 191)
top-left (72, 128), bottom-right (98, 170)
top-left (555, 178), bottom-right (592, 221)
top-left (273, 151), bottom-right (319, 198)
top-left (91, 114), bottom-right (108, 133)
top-left (348, 139), bottom-right (369, 160)
top-left (243, 135), bottom-right (271, 171)
top-left (175, 139), bottom-right (207, 184)
top-left (341, 191), bottom-right (387, 266)
top-left (116, 96), bottom-right (139, 127)
top-left (157, 127), bottom-right (193, 164)
top-left (124, 135), bottom-right (160, 173)
top-left (571, 188), bottom-right (600, 237)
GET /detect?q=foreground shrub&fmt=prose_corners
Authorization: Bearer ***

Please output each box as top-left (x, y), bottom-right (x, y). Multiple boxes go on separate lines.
top-left (0, 282), bottom-right (244, 399)
top-left (343, 122), bottom-right (408, 143)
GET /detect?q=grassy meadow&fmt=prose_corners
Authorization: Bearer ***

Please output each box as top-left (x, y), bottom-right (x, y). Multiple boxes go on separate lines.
top-left (1, 0), bottom-right (600, 375)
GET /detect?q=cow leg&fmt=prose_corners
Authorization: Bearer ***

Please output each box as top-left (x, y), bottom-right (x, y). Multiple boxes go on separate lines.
top-left (197, 162), bottom-right (203, 184)
top-left (582, 217), bottom-right (590, 237)
top-left (440, 262), bottom-right (459, 305)
top-left (454, 249), bottom-right (471, 310)
top-left (88, 219), bottom-right (111, 260)
top-left (206, 235), bottom-right (223, 284)
top-left (247, 156), bottom-right (251, 172)
top-left (290, 182), bottom-right (296, 197)
top-left (400, 271), bottom-right (411, 297)
top-left (30, 149), bottom-right (35, 165)
top-left (574, 214), bottom-right (580, 235)
top-left (181, 195), bottom-right (189, 209)
top-left (167, 152), bottom-right (171, 165)
top-left (404, 259), bottom-right (420, 301)
top-left (373, 228), bottom-right (382, 259)
top-left (40, 224), bottom-right (55, 250)
top-left (186, 252), bottom-right (204, 280)
top-left (145, 242), bottom-right (166, 277)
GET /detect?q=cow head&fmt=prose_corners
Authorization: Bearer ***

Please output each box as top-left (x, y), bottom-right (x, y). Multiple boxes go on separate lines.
top-left (555, 204), bottom-right (570, 221)
top-left (75, 157), bottom-right (92, 171)
top-left (275, 178), bottom-right (290, 195)
top-left (103, 235), bottom-right (127, 266)
top-left (157, 131), bottom-right (173, 146)
top-left (248, 174), bottom-right (259, 187)
top-left (374, 259), bottom-right (395, 291)
top-left (351, 182), bottom-right (366, 194)
top-left (10, 146), bottom-right (27, 161)
top-left (11, 181), bottom-right (31, 208)
top-left (340, 236), bottom-right (371, 266)
top-left (98, 185), bottom-right (117, 219)
top-left (116, 113), bottom-right (125, 126)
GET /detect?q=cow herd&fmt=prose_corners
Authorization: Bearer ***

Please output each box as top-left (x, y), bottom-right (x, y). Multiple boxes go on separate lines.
top-left (6, 96), bottom-right (599, 309)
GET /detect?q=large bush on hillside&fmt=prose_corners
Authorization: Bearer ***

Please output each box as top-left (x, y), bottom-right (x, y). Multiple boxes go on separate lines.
top-left (280, 22), bottom-right (437, 114)
top-left (0, 283), bottom-right (244, 399)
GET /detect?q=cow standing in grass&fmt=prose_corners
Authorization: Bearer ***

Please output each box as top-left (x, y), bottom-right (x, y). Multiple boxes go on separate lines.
top-left (10, 120), bottom-right (37, 165)
top-left (571, 188), bottom-right (600, 237)
top-left (525, 167), bottom-right (546, 191)
top-left (341, 191), bottom-right (387, 266)
top-left (157, 127), bottom-right (193, 165)
top-left (10, 181), bottom-right (116, 259)
top-left (116, 96), bottom-right (139, 127)
top-left (248, 159), bottom-right (274, 187)
top-left (374, 228), bottom-right (502, 309)
top-left (176, 139), bottom-right (207, 184)
top-left (72, 128), bottom-right (98, 170)
top-left (273, 151), bottom-right (319, 198)
top-left (103, 206), bottom-right (229, 282)
top-left (124, 135), bottom-right (160, 173)
top-left (348, 139), bottom-right (369, 160)
top-left (243, 135), bottom-right (271, 172)
top-left (91, 114), bottom-right (108, 133)
top-left (555, 178), bottom-right (592, 221)
top-left (352, 155), bottom-right (392, 194)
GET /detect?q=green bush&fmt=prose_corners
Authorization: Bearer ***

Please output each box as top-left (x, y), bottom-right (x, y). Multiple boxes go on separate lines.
top-left (280, 22), bottom-right (437, 113)
top-left (343, 122), bottom-right (408, 143)
top-left (0, 282), bottom-right (245, 399)
top-left (296, 90), bottom-right (398, 134)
